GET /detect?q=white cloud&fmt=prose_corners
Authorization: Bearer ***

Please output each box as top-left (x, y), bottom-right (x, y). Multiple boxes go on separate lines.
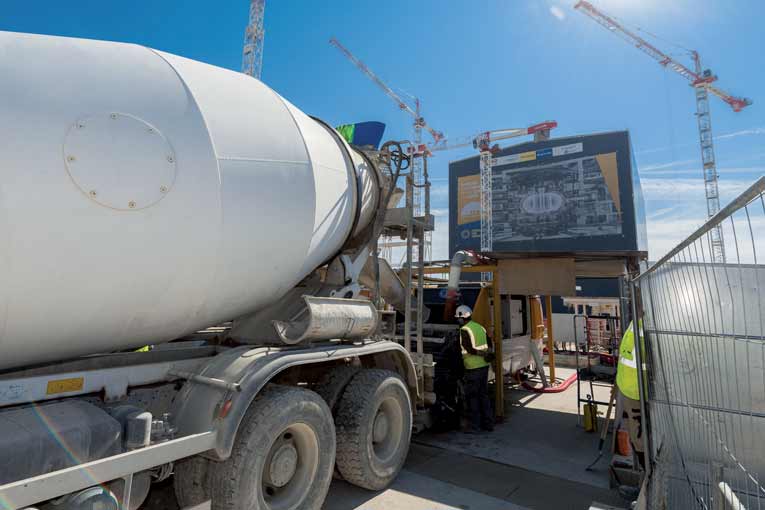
top-left (549, 5), bottom-right (566, 21)
top-left (429, 183), bottom-right (449, 200)
top-left (646, 207), bottom-right (765, 264)
top-left (638, 146), bottom-right (671, 155)
top-left (640, 166), bottom-right (765, 177)
top-left (642, 175), bottom-right (765, 261)
top-left (641, 177), bottom-right (751, 201)
top-left (647, 206), bottom-right (679, 220)
top-left (637, 126), bottom-right (765, 155)
top-left (639, 159), bottom-right (696, 173)
top-left (430, 215), bottom-right (450, 261)
top-left (641, 175), bottom-right (754, 258)
top-left (646, 216), bottom-right (706, 260)
top-left (715, 127), bottom-right (765, 140)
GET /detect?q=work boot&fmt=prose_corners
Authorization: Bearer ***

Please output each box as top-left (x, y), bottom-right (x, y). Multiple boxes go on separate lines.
top-left (618, 484), bottom-right (639, 501)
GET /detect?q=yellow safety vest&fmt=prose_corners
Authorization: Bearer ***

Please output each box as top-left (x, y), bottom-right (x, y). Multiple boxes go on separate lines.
top-left (461, 320), bottom-right (490, 370)
top-left (616, 321), bottom-right (645, 401)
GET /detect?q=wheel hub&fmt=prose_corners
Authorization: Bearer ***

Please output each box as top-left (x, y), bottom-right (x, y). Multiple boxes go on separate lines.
top-left (373, 411), bottom-right (389, 443)
top-left (268, 443), bottom-right (299, 488)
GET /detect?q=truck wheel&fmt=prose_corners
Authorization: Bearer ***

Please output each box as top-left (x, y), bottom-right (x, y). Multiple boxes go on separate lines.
top-left (210, 385), bottom-right (335, 510)
top-left (314, 364), bottom-right (360, 481)
top-left (174, 455), bottom-right (210, 508)
top-left (314, 365), bottom-right (360, 413)
top-left (335, 369), bottom-right (412, 490)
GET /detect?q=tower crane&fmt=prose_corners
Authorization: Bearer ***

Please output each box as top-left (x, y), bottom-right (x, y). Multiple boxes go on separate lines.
top-left (575, 0), bottom-right (752, 263)
top-left (329, 38), bottom-right (444, 145)
top-left (242, 0), bottom-right (266, 79)
top-left (428, 122), bottom-right (558, 258)
top-left (329, 38), bottom-right (557, 263)
top-left (330, 37), bottom-right (442, 262)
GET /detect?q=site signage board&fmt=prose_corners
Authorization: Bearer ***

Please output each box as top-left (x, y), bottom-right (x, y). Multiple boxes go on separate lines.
top-left (449, 131), bottom-right (647, 256)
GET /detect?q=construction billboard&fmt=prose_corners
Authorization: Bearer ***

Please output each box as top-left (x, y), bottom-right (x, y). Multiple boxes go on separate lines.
top-left (449, 131), bottom-right (647, 256)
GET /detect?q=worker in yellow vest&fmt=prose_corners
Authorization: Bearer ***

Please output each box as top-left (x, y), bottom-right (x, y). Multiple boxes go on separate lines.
top-left (456, 305), bottom-right (495, 433)
top-left (616, 320), bottom-right (646, 467)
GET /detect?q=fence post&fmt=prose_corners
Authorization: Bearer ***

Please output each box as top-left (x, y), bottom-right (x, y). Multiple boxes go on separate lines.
top-left (712, 463), bottom-right (725, 510)
top-left (630, 279), bottom-right (652, 479)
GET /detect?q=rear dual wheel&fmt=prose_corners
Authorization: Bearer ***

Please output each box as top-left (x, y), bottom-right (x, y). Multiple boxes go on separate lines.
top-left (174, 369), bottom-right (412, 509)
top-left (176, 385), bottom-right (334, 510)
top-left (334, 369), bottom-right (412, 491)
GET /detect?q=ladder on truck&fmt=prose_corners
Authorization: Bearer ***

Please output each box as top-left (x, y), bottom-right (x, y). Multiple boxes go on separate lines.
top-left (380, 150), bottom-right (435, 408)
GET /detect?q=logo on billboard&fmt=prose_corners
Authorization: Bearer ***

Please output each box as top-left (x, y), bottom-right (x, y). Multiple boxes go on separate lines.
top-left (493, 142), bottom-right (584, 168)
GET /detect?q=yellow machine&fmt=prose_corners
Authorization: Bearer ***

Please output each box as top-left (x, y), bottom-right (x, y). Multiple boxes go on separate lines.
top-left (583, 395), bottom-right (599, 432)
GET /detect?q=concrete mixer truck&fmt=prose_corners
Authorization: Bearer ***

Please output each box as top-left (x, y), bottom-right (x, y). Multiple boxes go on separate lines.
top-left (0, 31), bottom-right (423, 510)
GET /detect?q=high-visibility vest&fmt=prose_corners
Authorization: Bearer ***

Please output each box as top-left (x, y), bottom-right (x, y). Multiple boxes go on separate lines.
top-left (460, 320), bottom-right (490, 370)
top-left (616, 321), bottom-right (645, 401)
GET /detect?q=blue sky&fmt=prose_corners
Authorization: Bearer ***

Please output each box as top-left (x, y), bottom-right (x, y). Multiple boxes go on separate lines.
top-left (4, 0), bottom-right (763, 260)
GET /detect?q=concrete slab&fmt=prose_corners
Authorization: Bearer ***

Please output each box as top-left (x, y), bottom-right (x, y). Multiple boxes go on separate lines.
top-left (400, 442), bottom-right (443, 469)
top-left (407, 444), bottom-right (624, 509)
top-left (323, 470), bottom-right (526, 510)
top-left (418, 367), bottom-right (617, 489)
top-left (408, 449), bottom-right (522, 500)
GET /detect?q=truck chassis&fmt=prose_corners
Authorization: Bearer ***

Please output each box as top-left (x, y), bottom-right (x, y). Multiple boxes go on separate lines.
top-left (0, 340), bottom-right (416, 509)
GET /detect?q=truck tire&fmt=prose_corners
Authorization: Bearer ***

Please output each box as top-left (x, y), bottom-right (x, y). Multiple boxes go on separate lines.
top-left (334, 369), bottom-right (412, 490)
top-left (174, 455), bottom-right (210, 509)
top-left (313, 365), bottom-right (360, 413)
top-left (313, 364), bottom-right (361, 481)
top-left (209, 385), bottom-right (335, 510)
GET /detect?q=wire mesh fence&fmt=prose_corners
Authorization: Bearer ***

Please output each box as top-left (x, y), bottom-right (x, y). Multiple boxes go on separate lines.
top-left (635, 176), bottom-right (765, 510)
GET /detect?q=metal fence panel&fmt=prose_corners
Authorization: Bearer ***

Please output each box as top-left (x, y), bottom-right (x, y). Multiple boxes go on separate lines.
top-left (636, 176), bottom-right (765, 510)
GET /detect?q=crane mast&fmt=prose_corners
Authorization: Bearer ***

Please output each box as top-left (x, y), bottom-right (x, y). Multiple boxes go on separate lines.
top-left (575, 0), bottom-right (752, 263)
top-left (242, 0), bottom-right (266, 79)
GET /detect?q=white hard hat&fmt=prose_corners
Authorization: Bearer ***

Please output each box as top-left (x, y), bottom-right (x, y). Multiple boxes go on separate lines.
top-left (455, 305), bottom-right (472, 319)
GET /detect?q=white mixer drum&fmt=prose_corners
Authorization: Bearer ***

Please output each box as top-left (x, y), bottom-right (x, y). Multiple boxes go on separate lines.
top-left (0, 31), bottom-right (378, 370)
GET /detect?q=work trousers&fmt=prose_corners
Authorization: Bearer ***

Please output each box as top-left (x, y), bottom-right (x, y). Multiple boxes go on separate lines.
top-left (621, 393), bottom-right (646, 469)
top-left (463, 365), bottom-right (493, 431)
top-left (621, 394), bottom-right (644, 453)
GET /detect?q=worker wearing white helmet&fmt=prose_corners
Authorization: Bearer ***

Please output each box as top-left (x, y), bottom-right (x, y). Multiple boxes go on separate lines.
top-left (456, 305), bottom-right (495, 433)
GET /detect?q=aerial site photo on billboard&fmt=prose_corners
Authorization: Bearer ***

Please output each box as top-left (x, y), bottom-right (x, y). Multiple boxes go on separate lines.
top-left (449, 130), bottom-right (647, 256)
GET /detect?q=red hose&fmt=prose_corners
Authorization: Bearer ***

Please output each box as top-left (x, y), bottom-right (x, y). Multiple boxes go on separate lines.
top-left (521, 371), bottom-right (578, 393)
